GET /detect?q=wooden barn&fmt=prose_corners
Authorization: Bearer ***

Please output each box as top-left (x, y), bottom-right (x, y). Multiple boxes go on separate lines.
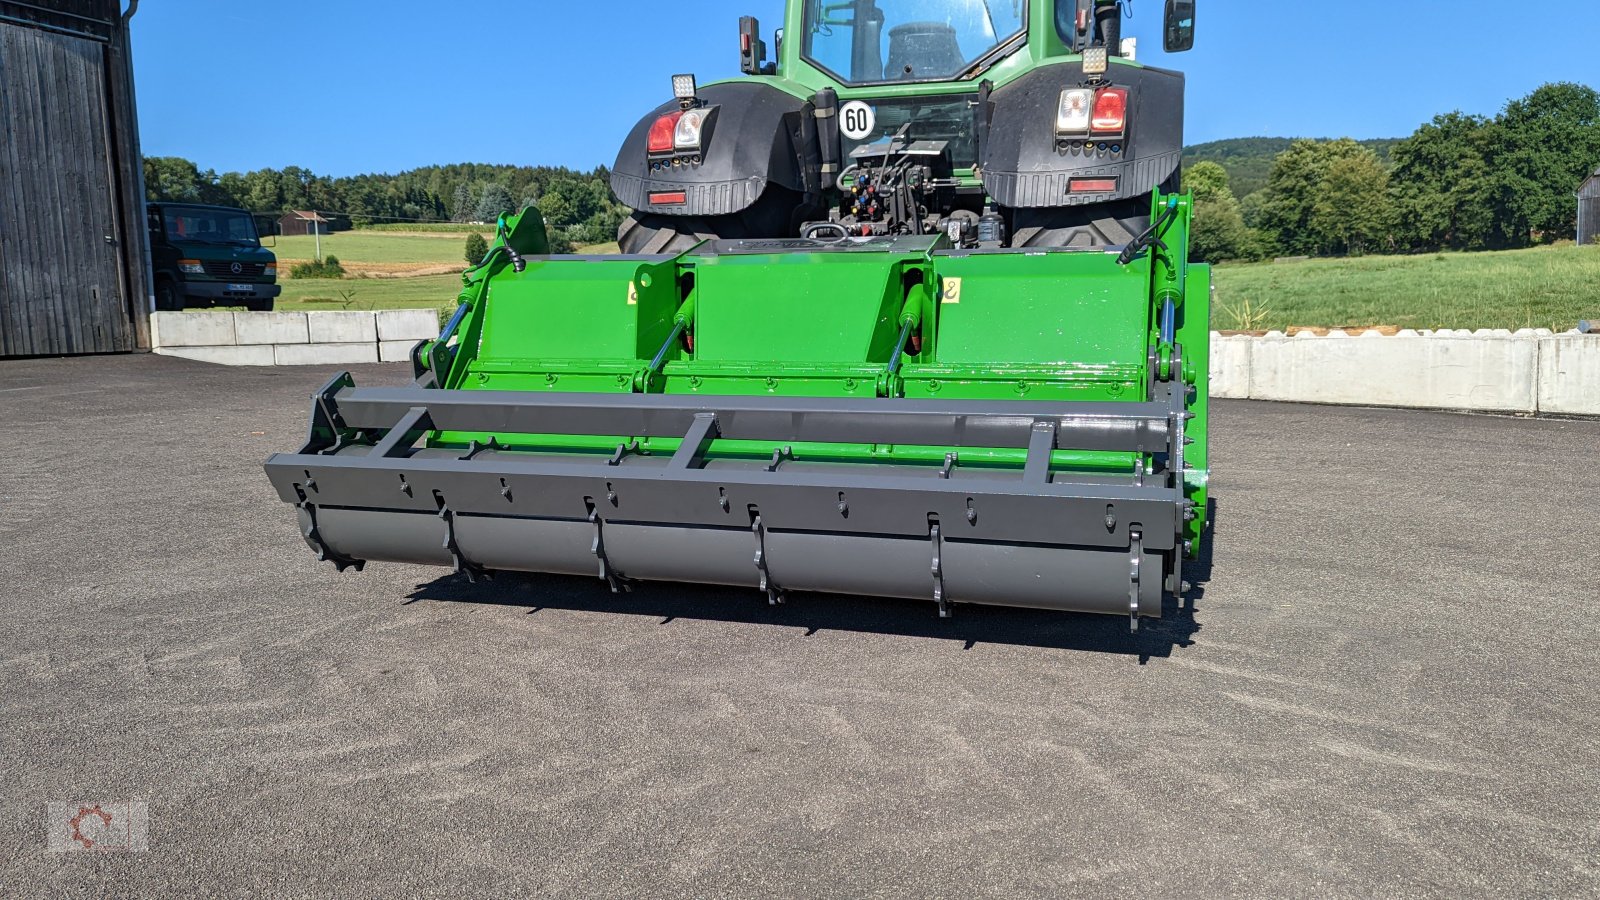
top-left (1581, 167), bottom-right (1600, 246)
top-left (279, 210), bottom-right (333, 237)
top-left (0, 0), bottom-right (150, 357)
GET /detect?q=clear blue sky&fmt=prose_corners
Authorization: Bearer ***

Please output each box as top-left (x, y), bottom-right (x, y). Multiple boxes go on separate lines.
top-left (131, 0), bottom-right (1598, 177)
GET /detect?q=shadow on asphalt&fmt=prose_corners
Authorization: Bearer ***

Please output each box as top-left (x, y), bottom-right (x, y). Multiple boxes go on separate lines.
top-left (405, 502), bottom-right (1217, 663)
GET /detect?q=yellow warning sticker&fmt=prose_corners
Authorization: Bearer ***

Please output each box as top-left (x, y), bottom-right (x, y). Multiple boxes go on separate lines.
top-left (627, 283), bottom-right (638, 305)
top-left (942, 277), bottom-right (962, 304)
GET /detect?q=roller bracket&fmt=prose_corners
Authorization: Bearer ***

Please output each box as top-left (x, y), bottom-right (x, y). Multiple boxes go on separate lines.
top-left (434, 490), bottom-right (488, 584)
top-left (586, 498), bottom-right (627, 593)
top-left (1128, 527), bottom-right (1144, 633)
top-left (751, 510), bottom-right (784, 605)
top-left (293, 485), bottom-right (365, 574)
top-left (930, 521), bottom-right (950, 618)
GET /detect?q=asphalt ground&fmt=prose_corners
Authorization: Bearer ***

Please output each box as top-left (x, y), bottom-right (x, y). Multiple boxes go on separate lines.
top-left (1, 354), bottom-right (1596, 897)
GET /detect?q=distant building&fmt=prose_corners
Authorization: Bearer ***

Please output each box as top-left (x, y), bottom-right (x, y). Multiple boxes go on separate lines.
top-left (1581, 167), bottom-right (1600, 246)
top-left (0, 0), bottom-right (150, 357)
top-left (279, 210), bottom-right (333, 236)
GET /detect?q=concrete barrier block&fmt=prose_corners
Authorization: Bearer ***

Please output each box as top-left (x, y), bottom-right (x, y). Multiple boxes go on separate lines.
top-left (150, 312), bottom-right (236, 348)
top-left (273, 343), bottom-right (380, 366)
top-left (234, 311), bottom-right (308, 345)
top-left (376, 309), bottom-right (441, 342)
top-left (1538, 335), bottom-right (1600, 416)
top-left (1250, 334), bottom-right (1538, 414)
top-left (1209, 334), bottom-right (1252, 399)
top-left (379, 340), bottom-right (421, 363)
top-left (155, 345), bottom-right (275, 366)
top-left (308, 311), bottom-right (378, 344)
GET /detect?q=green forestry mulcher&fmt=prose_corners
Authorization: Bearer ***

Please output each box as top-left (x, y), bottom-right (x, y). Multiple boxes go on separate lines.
top-left (265, 0), bottom-right (1210, 629)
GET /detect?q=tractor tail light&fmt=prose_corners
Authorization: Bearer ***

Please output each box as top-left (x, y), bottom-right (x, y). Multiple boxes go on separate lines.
top-left (1091, 88), bottom-right (1128, 134)
top-left (648, 112), bottom-right (683, 154)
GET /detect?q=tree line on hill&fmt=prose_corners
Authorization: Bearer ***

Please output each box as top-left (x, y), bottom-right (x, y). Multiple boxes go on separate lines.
top-left (141, 158), bottom-right (629, 248)
top-left (1186, 82), bottom-right (1600, 263)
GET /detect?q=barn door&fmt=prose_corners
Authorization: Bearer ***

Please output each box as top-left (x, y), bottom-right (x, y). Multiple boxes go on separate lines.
top-left (0, 23), bottom-right (131, 356)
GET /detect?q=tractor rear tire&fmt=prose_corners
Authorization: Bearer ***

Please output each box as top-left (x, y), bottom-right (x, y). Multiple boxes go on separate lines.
top-left (618, 213), bottom-right (741, 255)
top-left (616, 187), bottom-right (809, 255)
top-left (1011, 199), bottom-right (1153, 250)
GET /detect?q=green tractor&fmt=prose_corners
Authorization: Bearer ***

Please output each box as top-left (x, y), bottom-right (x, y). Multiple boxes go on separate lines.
top-left (615, 0), bottom-right (1196, 253)
top-left (265, 0), bottom-right (1210, 629)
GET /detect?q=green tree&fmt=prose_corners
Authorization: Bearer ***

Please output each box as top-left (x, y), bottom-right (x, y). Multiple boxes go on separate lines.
top-left (1184, 161), bottom-right (1253, 262)
top-left (1389, 112), bottom-right (1499, 251)
top-left (1493, 82), bottom-right (1600, 244)
top-left (240, 168), bottom-right (286, 213)
top-left (537, 188), bottom-right (577, 227)
top-left (464, 231), bottom-right (488, 265)
top-left (1311, 150), bottom-right (1395, 255)
top-left (474, 183), bottom-right (515, 223)
top-left (1255, 139), bottom-right (1372, 256)
top-left (450, 183), bottom-right (474, 223)
top-left (143, 156), bottom-right (207, 202)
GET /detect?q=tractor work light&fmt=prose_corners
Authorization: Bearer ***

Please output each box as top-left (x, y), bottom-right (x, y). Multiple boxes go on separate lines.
top-left (672, 74), bottom-right (698, 103)
top-left (1082, 46), bottom-right (1108, 77)
top-left (1057, 89), bottom-right (1093, 136)
top-left (674, 107), bottom-right (712, 150)
top-left (648, 111), bottom-right (684, 154)
top-left (1091, 88), bottom-right (1128, 135)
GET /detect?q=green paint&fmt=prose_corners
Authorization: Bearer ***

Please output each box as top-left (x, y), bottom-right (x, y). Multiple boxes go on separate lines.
top-left (421, 190), bottom-right (1210, 557)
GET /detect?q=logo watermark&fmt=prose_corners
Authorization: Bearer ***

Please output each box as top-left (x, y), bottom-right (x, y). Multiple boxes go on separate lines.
top-left (46, 802), bottom-right (148, 853)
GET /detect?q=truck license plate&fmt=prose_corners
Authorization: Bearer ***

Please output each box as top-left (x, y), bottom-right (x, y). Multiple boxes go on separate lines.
top-left (227, 284), bottom-right (254, 293)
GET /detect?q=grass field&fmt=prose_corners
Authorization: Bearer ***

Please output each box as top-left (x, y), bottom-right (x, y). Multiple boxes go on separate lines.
top-left (270, 231), bottom-right (1600, 332)
top-left (270, 231), bottom-right (491, 276)
top-left (1211, 244), bottom-right (1600, 332)
top-left (275, 272), bottom-right (463, 312)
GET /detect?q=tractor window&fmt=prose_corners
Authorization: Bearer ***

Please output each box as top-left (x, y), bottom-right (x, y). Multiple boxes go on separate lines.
top-left (804, 0), bottom-right (1026, 84)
